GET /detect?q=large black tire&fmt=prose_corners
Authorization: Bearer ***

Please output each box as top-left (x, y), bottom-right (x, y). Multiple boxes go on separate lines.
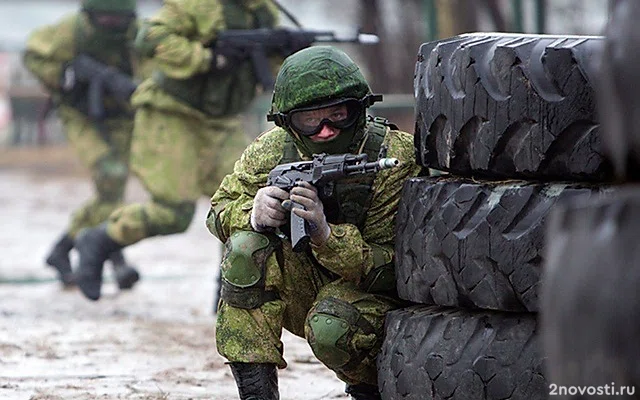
top-left (395, 176), bottom-right (608, 312)
top-left (378, 306), bottom-right (547, 400)
top-left (542, 189), bottom-right (640, 397)
top-left (414, 33), bottom-right (611, 182)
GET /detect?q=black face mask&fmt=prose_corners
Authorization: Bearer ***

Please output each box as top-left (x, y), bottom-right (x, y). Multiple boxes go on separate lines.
top-left (86, 10), bottom-right (136, 33)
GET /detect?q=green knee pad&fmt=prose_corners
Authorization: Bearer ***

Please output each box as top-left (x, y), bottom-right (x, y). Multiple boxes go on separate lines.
top-left (220, 231), bottom-right (280, 309)
top-left (307, 298), bottom-right (377, 369)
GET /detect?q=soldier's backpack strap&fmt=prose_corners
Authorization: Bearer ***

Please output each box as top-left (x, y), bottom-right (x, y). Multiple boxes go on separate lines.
top-left (360, 115), bottom-right (396, 161)
top-left (328, 116), bottom-right (396, 229)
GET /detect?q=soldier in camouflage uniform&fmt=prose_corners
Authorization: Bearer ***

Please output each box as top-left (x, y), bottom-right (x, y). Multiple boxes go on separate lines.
top-left (207, 46), bottom-right (422, 400)
top-left (72, 0), bottom-right (280, 301)
top-left (23, 0), bottom-right (145, 289)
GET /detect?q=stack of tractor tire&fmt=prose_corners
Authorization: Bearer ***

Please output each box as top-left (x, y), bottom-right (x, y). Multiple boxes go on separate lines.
top-left (377, 33), bottom-right (613, 400)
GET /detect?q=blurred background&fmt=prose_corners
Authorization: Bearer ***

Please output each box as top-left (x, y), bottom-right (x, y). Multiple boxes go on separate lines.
top-left (0, 0), bottom-right (611, 148)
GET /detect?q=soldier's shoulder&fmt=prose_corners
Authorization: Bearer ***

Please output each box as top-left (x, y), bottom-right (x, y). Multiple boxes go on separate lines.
top-left (31, 13), bottom-right (77, 36)
top-left (384, 128), bottom-right (415, 163)
top-left (164, 0), bottom-right (223, 17)
top-left (26, 13), bottom-right (77, 52)
top-left (240, 127), bottom-right (288, 173)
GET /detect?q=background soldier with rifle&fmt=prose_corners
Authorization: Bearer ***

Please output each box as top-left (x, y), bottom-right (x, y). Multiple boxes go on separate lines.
top-left (23, 0), bottom-right (148, 290)
top-left (70, 0), bottom-right (282, 302)
top-left (207, 45), bottom-right (422, 400)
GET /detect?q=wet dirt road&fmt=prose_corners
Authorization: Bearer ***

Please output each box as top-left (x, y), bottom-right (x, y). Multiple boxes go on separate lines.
top-left (0, 147), bottom-right (347, 400)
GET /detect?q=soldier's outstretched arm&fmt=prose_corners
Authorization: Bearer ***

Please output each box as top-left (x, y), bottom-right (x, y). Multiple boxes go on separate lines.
top-left (133, 0), bottom-right (224, 80)
top-left (22, 15), bottom-right (76, 92)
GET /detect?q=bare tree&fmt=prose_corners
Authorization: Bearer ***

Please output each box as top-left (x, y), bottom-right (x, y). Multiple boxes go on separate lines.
top-left (483, 0), bottom-right (508, 31)
top-left (357, 0), bottom-right (424, 94)
top-left (357, 0), bottom-right (386, 92)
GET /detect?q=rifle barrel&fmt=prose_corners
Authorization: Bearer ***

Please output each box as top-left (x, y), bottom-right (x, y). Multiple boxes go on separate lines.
top-left (343, 158), bottom-right (399, 174)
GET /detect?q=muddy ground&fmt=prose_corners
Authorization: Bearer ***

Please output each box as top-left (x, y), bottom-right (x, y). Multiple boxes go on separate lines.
top-left (0, 146), bottom-right (348, 399)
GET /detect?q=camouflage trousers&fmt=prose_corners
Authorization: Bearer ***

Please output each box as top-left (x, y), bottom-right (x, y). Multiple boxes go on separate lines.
top-left (216, 235), bottom-right (402, 386)
top-left (106, 105), bottom-right (248, 245)
top-left (57, 106), bottom-right (133, 239)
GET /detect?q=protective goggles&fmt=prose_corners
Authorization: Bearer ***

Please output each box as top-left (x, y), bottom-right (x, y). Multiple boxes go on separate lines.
top-left (268, 94), bottom-right (382, 137)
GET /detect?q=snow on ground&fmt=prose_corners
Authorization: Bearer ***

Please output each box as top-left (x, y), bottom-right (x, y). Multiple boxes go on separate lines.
top-left (0, 147), bottom-right (348, 400)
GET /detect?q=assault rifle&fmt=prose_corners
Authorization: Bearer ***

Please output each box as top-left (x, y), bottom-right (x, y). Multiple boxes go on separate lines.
top-left (267, 153), bottom-right (399, 252)
top-left (212, 28), bottom-right (379, 90)
top-left (69, 54), bottom-right (138, 121)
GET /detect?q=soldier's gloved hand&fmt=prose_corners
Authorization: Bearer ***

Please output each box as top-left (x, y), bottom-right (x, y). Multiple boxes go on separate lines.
top-left (251, 186), bottom-right (290, 232)
top-left (60, 63), bottom-right (76, 91)
top-left (210, 44), bottom-right (247, 71)
top-left (288, 181), bottom-right (330, 246)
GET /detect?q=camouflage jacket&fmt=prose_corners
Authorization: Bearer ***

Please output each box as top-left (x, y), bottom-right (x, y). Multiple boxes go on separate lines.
top-left (131, 0), bottom-right (279, 118)
top-left (208, 126), bottom-right (422, 284)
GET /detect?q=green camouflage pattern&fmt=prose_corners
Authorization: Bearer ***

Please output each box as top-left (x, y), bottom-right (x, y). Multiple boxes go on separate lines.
top-left (23, 14), bottom-right (148, 92)
top-left (59, 108), bottom-right (133, 238)
top-left (82, 0), bottom-right (136, 13)
top-left (210, 125), bottom-right (422, 385)
top-left (271, 46), bottom-right (371, 114)
top-left (132, 0), bottom-right (278, 115)
top-left (23, 14), bottom-right (75, 91)
top-left (97, 0), bottom-right (275, 245)
top-left (133, 0), bottom-right (224, 84)
top-left (23, 12), bottom-right (150, 240)
top-left (132, 0), bottom-right (278, 82)
top-left (104, 104), bottom-right (248, 245)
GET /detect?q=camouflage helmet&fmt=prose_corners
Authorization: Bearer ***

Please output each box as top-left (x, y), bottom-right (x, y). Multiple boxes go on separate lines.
top-left (268, 46), bottom-right (380, 156)
top-left (271, 46), bottom-right (372, 114)
top-left (82, 0), bottom-right (136, 13)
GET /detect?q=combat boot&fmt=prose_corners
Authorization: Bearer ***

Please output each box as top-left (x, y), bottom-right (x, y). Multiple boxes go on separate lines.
top-left (345, 383), bottom-right (382, 400)
top-left (108, 250), bottom-right (140, 290)
top-left (75, 224), bottom-right (124, 301)
top-left (45, 233), bottom-right (75, 287)
top-left (229, 362), bottom-right (279, 400)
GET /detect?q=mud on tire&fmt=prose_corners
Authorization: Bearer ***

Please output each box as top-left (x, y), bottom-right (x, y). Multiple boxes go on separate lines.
top-left (395, 176), bottom-right (609, 312)
top-left (414, 33), bottom-right (611, 182)
top-left (542, 189), bottom-right (640, 394)
top-left (377, 306), bottom-right (547, 400)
